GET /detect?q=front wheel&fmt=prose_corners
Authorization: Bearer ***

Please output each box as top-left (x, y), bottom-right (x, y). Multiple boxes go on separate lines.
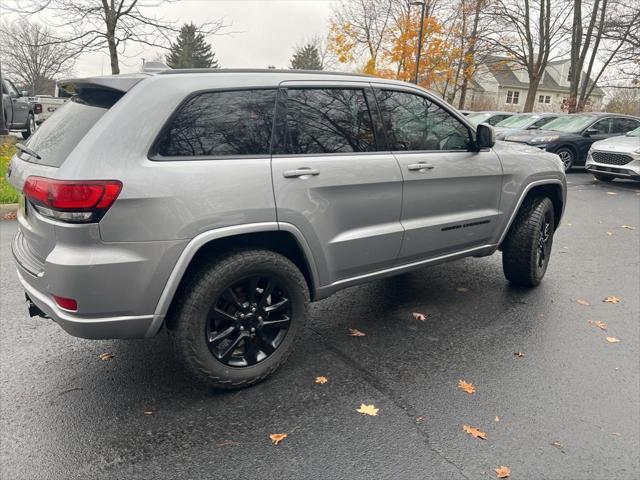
top-left (556, 147), bottom-right (574, 171)
top-left (502, 197), bottom-right (555, 287)
top-left (169, 249), bottom-right (309, 389)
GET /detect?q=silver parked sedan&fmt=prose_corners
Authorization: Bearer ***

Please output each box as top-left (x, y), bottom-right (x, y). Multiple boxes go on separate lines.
top-left (586, 126), bottom-right (640, 182)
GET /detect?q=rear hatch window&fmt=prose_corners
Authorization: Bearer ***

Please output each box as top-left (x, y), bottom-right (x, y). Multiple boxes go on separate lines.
top-left (21, 89), bottom-right (122, 167)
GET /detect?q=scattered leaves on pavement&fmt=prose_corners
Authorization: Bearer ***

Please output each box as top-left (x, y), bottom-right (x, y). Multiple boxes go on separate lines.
top-left (495, 466), bottom-right (511, 478)
top-left (603, 295), bottom-right (621, 304)
top-left (216, 440), bottom-right (241, 448)
top-left (314, 376), bottom-right (328, 385)
top-left (588, 320), bottom-right (607, 331)
top-left (514, 351), bottom-right (525, 357)
top-left (98, 352), bottom-right (114, 361)
top-left (356, 404), bottom-right (379, 416)
top-left (462, 424), bottom-right (486, 439)
top-left (456, 287), bottom-right (469, 292)
top-left (415, 416), bottom-right (424, 423)
top-left (458, 379), bottom-right (476, 394)
top-left (606, 336), bottom-right (621, 343)
top-left (621, 225), bottom-right (635, 230)
top-left (412, 312), bottom-right (427, 321)
top-left (270, 433), bottom-right (288, 445)
top-left (348, 328), bottom-right (366, 337)
top-left (1, 211), bottom-right (16, 221)
top-left (576, 299), bottom-right (590, 306)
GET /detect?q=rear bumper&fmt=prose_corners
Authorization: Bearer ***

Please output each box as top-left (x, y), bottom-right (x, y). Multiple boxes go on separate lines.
top-left (16, 268), bottom-right (160, 339)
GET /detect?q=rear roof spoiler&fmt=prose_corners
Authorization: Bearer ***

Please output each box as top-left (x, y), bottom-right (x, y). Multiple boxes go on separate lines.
top-left (58, 73), bottom-right (150, 96)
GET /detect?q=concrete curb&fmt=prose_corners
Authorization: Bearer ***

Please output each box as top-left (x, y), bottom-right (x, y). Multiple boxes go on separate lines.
top-left (0, 203), bottom-right (18, 216)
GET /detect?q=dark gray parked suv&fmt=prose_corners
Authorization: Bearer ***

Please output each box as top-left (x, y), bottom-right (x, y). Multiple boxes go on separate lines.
top-left (9, 69), bottom-right (566, 388)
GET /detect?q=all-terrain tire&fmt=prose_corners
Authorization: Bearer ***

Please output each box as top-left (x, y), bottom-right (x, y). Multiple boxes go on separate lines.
top-left (169, 249), bottom-right (309, 389)
top-left (502, 196), bottom-right (555, 287)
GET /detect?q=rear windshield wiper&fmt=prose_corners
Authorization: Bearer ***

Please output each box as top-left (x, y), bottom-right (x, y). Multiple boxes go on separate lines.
top-left (15, 143), bottom-right (42, 160)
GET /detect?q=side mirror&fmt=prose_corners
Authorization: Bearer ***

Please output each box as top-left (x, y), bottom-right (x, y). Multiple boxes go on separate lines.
top-left (584, 128), bottom-right (599, 137)
top-left (21, 90), bottom-right (29, 97)
top-left (476, 123), bottom-right (495, 149)
top-left (8, 90), bottom-right (18, 98)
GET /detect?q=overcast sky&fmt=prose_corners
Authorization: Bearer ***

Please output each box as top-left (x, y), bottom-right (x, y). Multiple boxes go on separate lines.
top-left (4, 0), bottom-right (337, 76)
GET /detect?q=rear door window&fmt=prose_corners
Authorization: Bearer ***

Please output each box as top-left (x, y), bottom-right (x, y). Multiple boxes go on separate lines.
top-left (279, 88), bottom-right (377, 154)
top-left (156, 89), bottom-right (277, 158)
top-left (612, 118), bottom-right (640, 134)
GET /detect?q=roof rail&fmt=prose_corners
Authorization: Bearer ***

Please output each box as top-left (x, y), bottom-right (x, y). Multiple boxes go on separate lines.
top-left (158, 68), bottom-right (373, 78)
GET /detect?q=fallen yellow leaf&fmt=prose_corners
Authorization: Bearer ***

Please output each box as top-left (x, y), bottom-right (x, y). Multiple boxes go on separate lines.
top-left (314, 376), bottom-right (328, 384)
top-left (621, 225), bottom-right (635, 230)
top-left (462, 424), bottom-right (486, 439)
top-left (348, 328), bottom-right (366, 337)
top-left (606, 337), bottom-right (621, 343)
top-left (456, 287), bottom-right (468, 292)
top-left (356, 404), bottom-right (379, 416)
top-left (588, 320), bottom-right (607, 331)
top-left (412, 312), bottom-right (427, 321)
top-left (270, 433), bottom-right (288, 445)
top-left (603, 295), bottom-right (621, 304)
top-left (495, 466), bottom-right (511, 478)
top-left (514, 351), bottom-right (525, 357)
top-left (458, 379), bottom-right (476, 394)
top-left (576, 299), bottom-right (590, 306)
top-left (98, 352), bottom-right (114, 361)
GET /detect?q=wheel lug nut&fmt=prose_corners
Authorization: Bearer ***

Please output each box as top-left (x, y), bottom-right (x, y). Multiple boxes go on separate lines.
top-left (257, 316), bottom-right (263, 321)
top-left (239, 326), bottom-right (244, 331)
top-left (251, 307), bottom-right (256, 312)
top-left (239, 313), bottom-right (245, 319)
top-left (250, 327), bottom-right (255, 333)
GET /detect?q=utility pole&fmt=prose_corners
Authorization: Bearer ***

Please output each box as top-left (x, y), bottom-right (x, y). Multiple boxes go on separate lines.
top-left (411, 1), bottom-right (426, 85)
top-left (0, 58), bottom-right (9, 135)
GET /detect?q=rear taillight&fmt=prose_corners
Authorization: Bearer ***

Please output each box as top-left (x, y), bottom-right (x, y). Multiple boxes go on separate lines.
top-left (23, 176), bottom-right (122, 223)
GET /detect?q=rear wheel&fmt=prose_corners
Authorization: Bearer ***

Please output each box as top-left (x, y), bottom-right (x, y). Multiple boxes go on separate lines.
top-left (21, 113), bottom-right (36, 139)
top-left (556, 147), bottom-right (574, 171)
top-left (593, 174), bottom-right (615, 182)
top-left (502, 197), bottom-right (555, 287)
top-left (169, 249), bottom-right (309, 389)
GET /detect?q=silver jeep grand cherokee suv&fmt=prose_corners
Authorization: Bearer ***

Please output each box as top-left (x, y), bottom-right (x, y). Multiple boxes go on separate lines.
top-left (9, 69), bottom-right (566, 388)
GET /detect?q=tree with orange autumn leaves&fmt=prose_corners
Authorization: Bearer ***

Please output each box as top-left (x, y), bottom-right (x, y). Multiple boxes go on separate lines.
top-left (329, 0), bottom-right (490, 109)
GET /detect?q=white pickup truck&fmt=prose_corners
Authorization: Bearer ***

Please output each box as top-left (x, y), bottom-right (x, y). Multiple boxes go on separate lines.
top-left (34, 86), bottom-right (70, 124)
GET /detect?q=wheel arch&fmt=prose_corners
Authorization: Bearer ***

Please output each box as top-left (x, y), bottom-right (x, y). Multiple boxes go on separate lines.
top-left (498, 180), bottom-right (565, 247)
top-left (155, 224), bottom-right (319, 333)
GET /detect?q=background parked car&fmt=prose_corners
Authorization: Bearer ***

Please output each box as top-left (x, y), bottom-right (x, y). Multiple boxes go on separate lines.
top-left (586, 126), bottom-right (640, 182)
top-left (465, 111), bottom-right (514, 126)
top-left (504, 113), bottom-right (640, 171)
top-left (1, 78), bottom-right (37, 139)
top-left (493, 112), bottom-right (562, 140)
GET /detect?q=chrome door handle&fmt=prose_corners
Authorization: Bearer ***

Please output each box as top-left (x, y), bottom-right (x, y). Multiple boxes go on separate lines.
top-left (407, 162), bottom-right (435, 171)
top-left (283, 168), bottom-right (320, 178)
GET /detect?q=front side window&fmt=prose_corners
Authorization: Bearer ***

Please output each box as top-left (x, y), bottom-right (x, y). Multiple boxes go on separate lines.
top-left (375, 89), bottom-right (470, 151)
top-left (282, 88), bottom-right (376, 154)
top-left (591, 119), bottom-right (611, 134)
top-left (156, 89), bottom-right (277, 157)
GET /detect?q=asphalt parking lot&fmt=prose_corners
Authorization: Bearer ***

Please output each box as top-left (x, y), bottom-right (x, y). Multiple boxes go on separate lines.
top-left (1, 173), bottom-right (638, 480)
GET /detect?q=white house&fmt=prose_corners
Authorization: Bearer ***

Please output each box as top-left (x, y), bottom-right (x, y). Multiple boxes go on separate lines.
top-left (452, 57), bottom-right (605, 112)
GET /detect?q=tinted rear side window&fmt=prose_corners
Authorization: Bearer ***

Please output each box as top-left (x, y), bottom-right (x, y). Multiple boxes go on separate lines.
top-left (281, 88), bottom-right (376, 154)
top-left (22, 95), bottom-right (115, 167)
top-left (156, 89), bottom-right (277, 157)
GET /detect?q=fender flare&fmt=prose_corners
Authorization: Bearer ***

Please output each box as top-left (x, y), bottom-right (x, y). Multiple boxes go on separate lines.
top-left (145, 222), bottom-right (320, 336)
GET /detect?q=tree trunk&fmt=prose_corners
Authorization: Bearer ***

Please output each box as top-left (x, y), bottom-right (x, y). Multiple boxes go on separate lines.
top-left (523, 74), bottom-right (542, 112)
top-left (458, 0), bottom-right (482, 109)
top-left (107, 32), bottom-right (120, 74)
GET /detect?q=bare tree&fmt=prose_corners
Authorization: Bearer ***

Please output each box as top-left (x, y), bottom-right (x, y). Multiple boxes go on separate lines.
top-left (11, 1), bottom-right (228, 74)
top-left (487, 0), bottom-right (572, 111)
top-left (0, 18), bottom-right (79, 94)
top-left (569, 0), bottom-right (640, 111)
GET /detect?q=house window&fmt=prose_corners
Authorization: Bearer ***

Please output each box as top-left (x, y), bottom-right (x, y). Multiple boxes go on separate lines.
top-left (545, 95), bottom-right (551, 104)
top-left (538, 95), bottom-right (545, 103)
top-left (506, 90), bottom-right (519, 104)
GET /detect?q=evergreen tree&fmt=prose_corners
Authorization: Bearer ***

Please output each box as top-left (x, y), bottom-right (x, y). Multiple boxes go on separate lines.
top-left (166, 23), bottom-right (218, 69)
top-left (289, 44), bottom-right (323, 70)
